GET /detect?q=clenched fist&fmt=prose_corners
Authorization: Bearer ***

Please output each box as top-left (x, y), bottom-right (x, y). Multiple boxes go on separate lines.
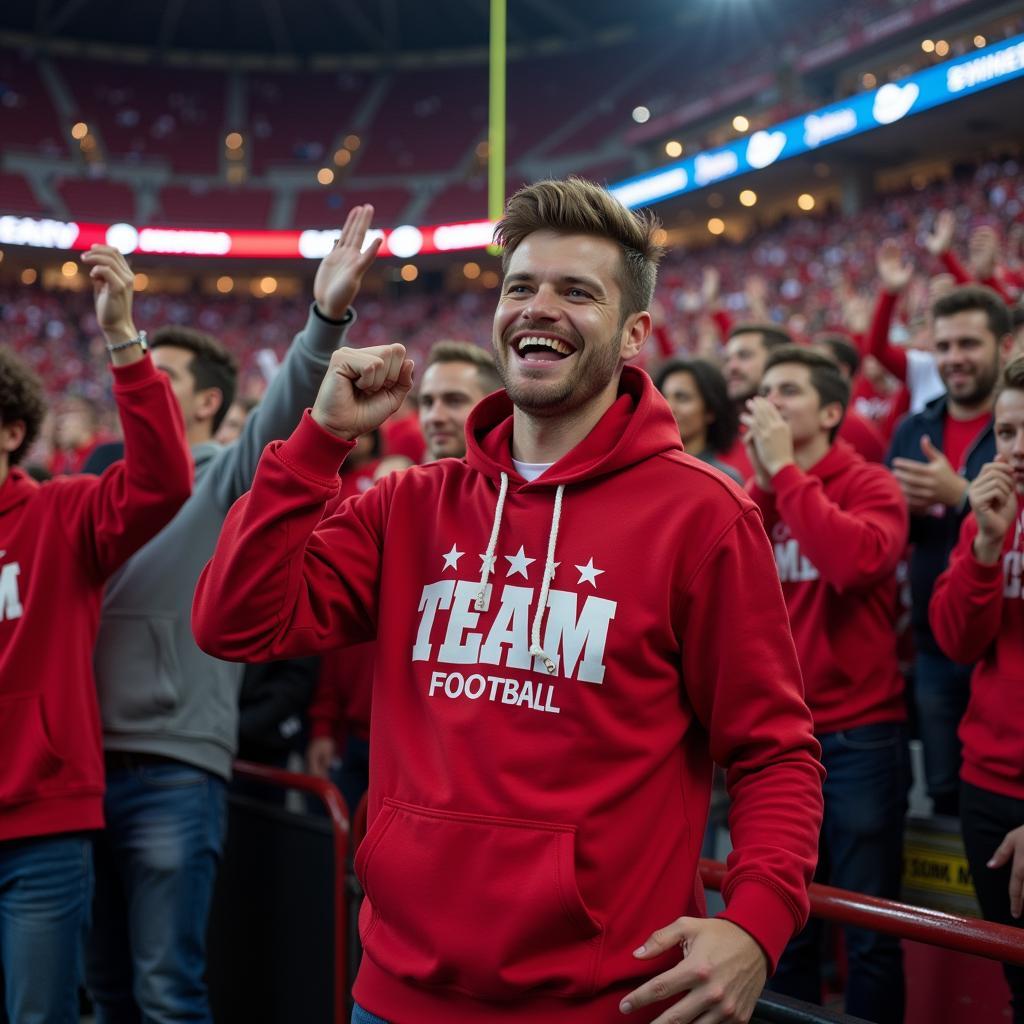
top-left (312, 344), bottom-right (415, 441)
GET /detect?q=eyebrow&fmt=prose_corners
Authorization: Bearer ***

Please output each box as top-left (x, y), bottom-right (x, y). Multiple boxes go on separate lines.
top-left (504, 271), bottom-right (606, 296)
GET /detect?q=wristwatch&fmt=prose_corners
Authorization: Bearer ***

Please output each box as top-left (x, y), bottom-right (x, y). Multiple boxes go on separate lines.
top-left (106, 330), bottom-right (148, 356)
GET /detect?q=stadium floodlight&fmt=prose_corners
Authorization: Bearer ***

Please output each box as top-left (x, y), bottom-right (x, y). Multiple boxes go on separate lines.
top-left (632, 106), bottom-right (651, 124)
top-left (106, 223), bottom-right (139, 255)
top-left (387, 225), bottom-right (424, 259)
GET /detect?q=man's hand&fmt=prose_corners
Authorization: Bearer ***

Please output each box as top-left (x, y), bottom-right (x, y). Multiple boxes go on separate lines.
top-left (620, 917), bottom-right (767, 1023)
top-left (968, 225), bottom-right (1000, 281)
top-left (701, 266), bottom-right (721, 309)
top-left (988, 824), bottom-right (1024, 919)
top-left (81, 245), bottom-right (137, 346)
top-left (313, 204), bottom-right (383, 320)
top-left (306, 736), bottom-right (336, 779)
top-left (877, 239), bottom-right (913, 295)
top-left (744, 274), bottom-right (770, 320)
top-left (924, 209), bottom-right (956, 257)
top-left (312, 344), bottom-right (415, 441)
top-left (891, 436), bottom-right (968, 513)
top-left (740, 397), bottom-right (795, 479)
top-left (742, 432), bottom-right (774, 492)
top-left (969, 460), bottom-right (1017, 565)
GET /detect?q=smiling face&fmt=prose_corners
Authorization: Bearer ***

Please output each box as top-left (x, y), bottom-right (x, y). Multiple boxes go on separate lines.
top-left (492, 231), bottom-right (648, 417)
top-left (994, 387), bottom-right (1024, 494)
top-left (724, 332), bottom-right (769, 403)
top-left (659, 370), bottom-right (711, 451)
top-left (934, 310), bottom-right (1001, 409)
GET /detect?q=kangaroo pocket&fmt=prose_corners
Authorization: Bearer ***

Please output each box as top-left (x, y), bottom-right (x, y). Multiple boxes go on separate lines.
top-left (0, 693), bottom-right (63, 804)
top-left (356, 798), bottom-right (604, 1000)
top-left (94, 611), bottom-right (181, 728)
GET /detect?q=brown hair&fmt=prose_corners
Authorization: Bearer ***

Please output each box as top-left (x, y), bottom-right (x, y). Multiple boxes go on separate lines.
top-left (426, 340), bottom-right (501, 393)
top-left (494, 177), bottom-right (664, 319)
top-left (764, 344), bottom-right (850, 441)
top-left (0, 348), bottom-right (46, 466)
top-left (728, 322), bottom-right (793, 351)
top-left (932, 284), bottom-right (1011, 341)
top-left (150, 326), bottom-right (239, 432)
top-left (995, 354), bottom-right (1024, 405)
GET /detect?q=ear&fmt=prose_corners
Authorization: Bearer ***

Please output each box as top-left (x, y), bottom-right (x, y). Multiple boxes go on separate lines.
top-left (1000, 333), bottom-right (1016, 364)
top-left (819, 402), bottom-right (844, 434)
top-left (194, 387), bottom-right (225, 427)
top-left (620, 311), bottom-right (653, 362)
top-left (0, 419), bottom-right (27, 455)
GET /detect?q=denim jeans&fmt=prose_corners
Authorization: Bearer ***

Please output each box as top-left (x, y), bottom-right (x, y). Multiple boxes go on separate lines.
top-left (960, 781), bottom-right (1024, 1023)
top-left (0, 834), bottom-right (93, 1024)
top-left (913, 650), bottom-right (971, 816)
top-left (770, 722), bottom-right (911, 1024)
top-left (85, 761), bottom-right (227, 1024)
top-left (351, 1004), bottom-right (390, 1024)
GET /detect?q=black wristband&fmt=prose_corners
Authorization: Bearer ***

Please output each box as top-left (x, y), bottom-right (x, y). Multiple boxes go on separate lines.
top-left (313, 304), bottom-right (353, 327)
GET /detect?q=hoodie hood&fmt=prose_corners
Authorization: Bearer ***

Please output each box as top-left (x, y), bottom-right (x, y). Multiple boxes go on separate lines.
top-left (807, 437), bottom-right (861, 483)
top-left (0, 467), bottom-right (39, 515)
top-left (465, 364), bottom-right (683, 487)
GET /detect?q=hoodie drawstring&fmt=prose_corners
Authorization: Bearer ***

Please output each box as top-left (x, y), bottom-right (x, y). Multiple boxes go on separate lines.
top-left (473, 474), bottom-right (565, 676)
top-left (474, 472), bottom-right (508, 612)
top-left (529, 484), bottom-right (564, 675)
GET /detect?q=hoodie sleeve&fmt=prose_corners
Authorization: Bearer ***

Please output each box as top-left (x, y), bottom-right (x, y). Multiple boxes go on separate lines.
top-left (205, 304), bottom-right (356, 511)
top-left (73, 355), bottom-right (192, 581)
top-left (679, 506), bottom-right (824, 972)
top-left (862, 289), bottom-right (908, 383)
top-left (770, 461), bottom-right (907, 592)
top-left (929, 513), bottom-right (1004, 664)
top-left (192, 411), bottom-right (385, 662)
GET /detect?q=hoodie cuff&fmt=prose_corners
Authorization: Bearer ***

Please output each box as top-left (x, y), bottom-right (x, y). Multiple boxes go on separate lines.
top-left (300, 302), bottom-right (358, 357)
top-left (277, 411), bottom-right (357, 483)
top-left (769, 463), bottom-right (804, 497)
top-left (964, 546), bottom-right (1005, 586)
top-left (110, 352), bottom-right (158, 390)
top-left (717, 880), bottom-right (802, 974)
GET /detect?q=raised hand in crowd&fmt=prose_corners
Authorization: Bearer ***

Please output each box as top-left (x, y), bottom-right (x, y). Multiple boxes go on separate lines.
top-left (988, 824), bottom-right (1024, 920)
top-left (744, 273), bottom-right (771, 321)
top-left (314, 203), bottom-right (384, 320)
top-left (968, 224), bottom-right (1000, 282)
top-left (877, 238), bottom-right (914, 295)
top-left (81, 244), bottom-right (144, 364)
top-left (924, 208), bottom-right (956, 257)
top-left (891, 435), bottom-right (969, 513)
top-left (620, 916), bottom-right (767, 1023)
top-left (741, 395), bottom-right (795, 485)
top-left (968, 458), bottom-right (1019, 565)
top-left (700, 265), bottom-right (721, 310)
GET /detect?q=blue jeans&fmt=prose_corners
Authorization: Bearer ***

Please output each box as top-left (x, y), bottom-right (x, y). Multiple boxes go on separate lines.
top-left (85, 761), bottom-right (227, 1024)
top-left (913, 650), bottom-right (971, 815)
top-left (351, 1005), bottom-right (390, 1024)
top-left (0, 834), bottom-right (93, 1024)
top-left (770, 722), bottom-right (910, 1024)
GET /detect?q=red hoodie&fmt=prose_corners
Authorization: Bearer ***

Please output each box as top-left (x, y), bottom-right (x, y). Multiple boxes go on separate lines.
top-left (193, 366), bottom-right (823, 1024)
top-left (0, 356), bottom-right (192, 842)
top-left (747, 441), bottom-right (908, 734)
top-left (930, 513), bottom-right (1024, 800)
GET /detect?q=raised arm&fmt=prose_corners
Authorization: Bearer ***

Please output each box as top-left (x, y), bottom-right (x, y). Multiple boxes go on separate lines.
top-left (192, 342), bottom-right (413, 662)
top-left (867, 239), bottom-right (913, 382)
top-left (72, 246), bottom-right (192, 580)
top-left (209, 204), bottom-right (385, 508)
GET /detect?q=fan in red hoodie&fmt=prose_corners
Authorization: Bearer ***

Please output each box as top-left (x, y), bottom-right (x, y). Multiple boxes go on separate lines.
top-left (929, 356), bottom-right (1024, 1021)
top-left (0, 246), bottom-right (192, 1023)
top-left (742, 346), bottom-right (910, 1024)
top-left (193, 179), bottom-right (824, 1024)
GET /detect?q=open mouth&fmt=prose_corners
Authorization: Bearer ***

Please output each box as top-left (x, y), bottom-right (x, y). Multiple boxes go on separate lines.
top-left (511, 334), bottom-right (577, 363)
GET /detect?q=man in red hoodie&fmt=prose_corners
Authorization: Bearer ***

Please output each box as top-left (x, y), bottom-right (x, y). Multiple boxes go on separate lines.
top-left (193, 178), bottom-right (824, 1024)
top-left (0, 246), bottom-right (192, 1024)
top-left (930, 356), bottom-right (1024, 1022)
top-left (742, 346), bottom-right (909, 1023)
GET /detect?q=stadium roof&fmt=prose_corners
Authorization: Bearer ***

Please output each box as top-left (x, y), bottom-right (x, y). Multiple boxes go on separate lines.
top-left (1, 0), bottom-right (829, 65)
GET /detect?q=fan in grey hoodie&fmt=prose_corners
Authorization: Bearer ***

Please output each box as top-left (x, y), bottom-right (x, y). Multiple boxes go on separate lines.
top-left (86, 204), bottom-right (384, 1024)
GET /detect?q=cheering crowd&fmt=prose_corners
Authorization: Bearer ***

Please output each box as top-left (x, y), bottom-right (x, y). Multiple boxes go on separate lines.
top-left (1, 173), bottom-right (1023, 1024)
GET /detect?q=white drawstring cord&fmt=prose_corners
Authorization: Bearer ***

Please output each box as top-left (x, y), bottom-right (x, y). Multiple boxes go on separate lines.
top-left (529, 484), bottom-right (564, 675)
top-left (474, 471), bottom-right (508, 612)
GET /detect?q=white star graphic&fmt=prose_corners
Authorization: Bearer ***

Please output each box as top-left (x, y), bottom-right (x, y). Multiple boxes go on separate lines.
top-left (441, 544), bottom-right (463, 572)
top-left (504, 545), bottom-right (535, 579)
top-left (479, 553), bottom-right (497, 573)
top-left (575, 558), bottom-right (605, 587)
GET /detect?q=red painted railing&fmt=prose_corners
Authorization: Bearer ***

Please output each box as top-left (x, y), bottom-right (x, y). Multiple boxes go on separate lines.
top-left (233, 761), bottom-right (351, 1024)
top-left (700, 859), bottom-right (1024, 967)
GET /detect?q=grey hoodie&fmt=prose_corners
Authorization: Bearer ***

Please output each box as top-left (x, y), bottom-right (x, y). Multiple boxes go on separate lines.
top-left (93, 306), bottom-right (353, 779)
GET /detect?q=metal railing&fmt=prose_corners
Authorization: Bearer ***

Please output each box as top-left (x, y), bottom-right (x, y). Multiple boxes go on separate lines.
top-left (233, 760), bottom-right (352, 1024)
top-left (701, 858), bottom-right (1024, 967)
